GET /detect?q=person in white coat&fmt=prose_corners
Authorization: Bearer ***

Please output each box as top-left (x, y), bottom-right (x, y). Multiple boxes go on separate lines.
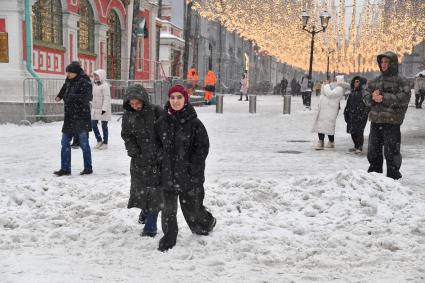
top-left (239, 73), bottom-right (249, 101)
top-left (91, 69), bottom-right (111, 149)
top-left (312, 75), bottom-right (349, 150)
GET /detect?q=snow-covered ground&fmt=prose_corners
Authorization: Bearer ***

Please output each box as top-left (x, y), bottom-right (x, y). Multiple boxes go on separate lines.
top-left (1, 95), bottom-right (425, 282)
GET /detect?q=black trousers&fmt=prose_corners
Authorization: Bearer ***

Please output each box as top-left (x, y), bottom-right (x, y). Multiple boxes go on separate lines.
top-left (161, 186), bottom-right (214, 245)
top-left (351, 131), bottom-right (365, 149)
top-left (302, 91), bottom-right (312, 107)
top-left (415, 91), bottom-right (425, 107)
top-left (318, 133), bottom-right (334, 142)
top-left (367, 123), bottom-right (402, 179)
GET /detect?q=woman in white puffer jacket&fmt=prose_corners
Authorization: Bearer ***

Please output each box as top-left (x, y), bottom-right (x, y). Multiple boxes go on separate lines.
top-left (312, 75), bottom-right (349, 150)
top-left (91, 69), bottom-right (111, 149)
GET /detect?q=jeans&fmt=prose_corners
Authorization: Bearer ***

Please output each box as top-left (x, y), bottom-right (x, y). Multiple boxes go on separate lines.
top-left (91, 120), bottom-right (108, 144)
top-left (142, 209), bottom-right (158, 234)
top-left (61, 131), bottom-right (92, 172)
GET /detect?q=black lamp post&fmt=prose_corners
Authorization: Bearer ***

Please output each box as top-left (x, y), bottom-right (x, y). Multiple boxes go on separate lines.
top-left (324, 48), bottom-right (335, 81)
top-left (301, 10), bottom-right (331, 81)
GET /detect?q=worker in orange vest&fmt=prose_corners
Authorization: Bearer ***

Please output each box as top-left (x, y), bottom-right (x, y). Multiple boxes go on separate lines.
top-left (204, 70), bottom-right (217, 104)
top-left (187, 67), bottom-right (198, 96)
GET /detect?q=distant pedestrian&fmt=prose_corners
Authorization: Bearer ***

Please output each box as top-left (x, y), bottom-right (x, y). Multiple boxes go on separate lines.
top-left (290, 77), bottom-right (297, 95)
top-left (239, 73), bottom-right (248, 101)
top-left (364, 51), bottom-right (411, 180)
top-left (312, 75), bottom-right (348, 150)
top-left (313, 80), bottom-right (322, 96)
top-left (155, 84), bottom-right (216, 252)
top-left (91, 69), bottom-right (111, 150)
top-left (344, 76), bottom-right (369, 154)
top-left (280, 77), bottom-right (288, 96)
top-left (414, 73), bottom-right (425, 108)
top-left (187, 66), bottom-right (199, 96)
top-left (54, 62), bottom-right (93, 176)
top-left (300, 73), bottom-right (312, 109)
top-left (121, 84), bottom-right (164, 237)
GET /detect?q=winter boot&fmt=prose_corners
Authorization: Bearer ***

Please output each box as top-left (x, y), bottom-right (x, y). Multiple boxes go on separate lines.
top-left (141, 231), bottom-right (157, 237)
top-left (315, 140), bottom-right (324, 150)
top-left (325, 142), bottom-right (335, 149)
top-left (348, 148), bottom-right (357, 152)
top-left (94, 141), bottom-right (103, 149)
top-left (158, 237), bottom-right (176, 252)
top-left (99, 144), bottom-right (108, 150)
top-left (80, 168), bottom-right (93, 175)
top-left (53, 169), bottom-right (71, 176)
top-left (238, 94), bottom-right (242, 101)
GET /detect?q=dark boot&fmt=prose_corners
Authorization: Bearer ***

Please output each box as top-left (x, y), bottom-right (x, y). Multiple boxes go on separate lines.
top-left (238, 94), bottom-right (242, 101)
top-left (53, 169), bottom-right (71, 176)
top-left (80, 168), bottom-right (93, 175)
top-left (158, 236), bottom-right (176, 252)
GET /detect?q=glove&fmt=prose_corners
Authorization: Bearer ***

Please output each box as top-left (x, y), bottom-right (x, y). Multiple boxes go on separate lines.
top-left (101, 110), bottom-right (106, 115)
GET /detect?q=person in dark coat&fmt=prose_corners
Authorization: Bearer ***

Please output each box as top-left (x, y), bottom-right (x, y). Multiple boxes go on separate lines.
top-left (290, 77), bottom-right (297, 95)
top-left (363, 51), bottom-right (411, 180)
top-left (121, 84), bottom-right (164, 237)
top-left (155, 84), bottom-right (216, 252)
top-left (344, 76), bottom-right (369, 153)
top-left (280, 77), bottom-right (288, 96)
top-left (56, 61), bottom-right (92, 149)
top-left (54, 62), bottom-right (93, 176)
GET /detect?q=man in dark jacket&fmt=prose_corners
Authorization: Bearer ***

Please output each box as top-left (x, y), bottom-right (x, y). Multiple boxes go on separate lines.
top-left (121, 84), bottom-right (164, 237)
top-left (56, 61), bottom-right (91, 149)
top-left (344, 76), bottom-right (369, 153)
top-left (54, 62), bottom-right (93, 176)
top-left (363, 51), bottom-right (411, 179)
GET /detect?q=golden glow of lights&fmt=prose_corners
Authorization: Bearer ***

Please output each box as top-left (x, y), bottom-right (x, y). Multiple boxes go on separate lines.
top-left (191, 0), bottom-right (425, 73)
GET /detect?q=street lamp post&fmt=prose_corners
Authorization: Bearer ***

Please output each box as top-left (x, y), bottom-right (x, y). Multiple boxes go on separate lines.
top-left (324, 48), bottom-right (335, 81)
top-left (301, 10), bottom-right (331, 81)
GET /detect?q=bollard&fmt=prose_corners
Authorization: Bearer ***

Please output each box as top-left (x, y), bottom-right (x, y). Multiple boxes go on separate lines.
top-left (283, 95), bottom-right (291, 114)
top-left (216, 95), bottom-right (223, 113)
top-left (249, 95), bottom-right (257, 113)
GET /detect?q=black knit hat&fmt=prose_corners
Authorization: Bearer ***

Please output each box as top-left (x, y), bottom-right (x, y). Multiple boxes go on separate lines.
top-left (66, 61), bottom-right (83, 74)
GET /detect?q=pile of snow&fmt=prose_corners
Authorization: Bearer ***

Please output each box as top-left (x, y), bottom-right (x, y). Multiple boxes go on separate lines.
top-left (1, 169), bottom-right (424, 282)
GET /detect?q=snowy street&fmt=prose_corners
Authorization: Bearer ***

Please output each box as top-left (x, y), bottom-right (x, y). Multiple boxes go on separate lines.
top-left (1, 95), bottom-right (425, 282)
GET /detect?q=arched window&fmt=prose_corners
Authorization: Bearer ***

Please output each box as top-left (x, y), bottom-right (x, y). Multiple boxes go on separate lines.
top-left (107, 10), bottom-right (122, 79)
top-left (32, 0), bottom-right (63, 45)
top-left (78, 0), bottom-right (95, 52)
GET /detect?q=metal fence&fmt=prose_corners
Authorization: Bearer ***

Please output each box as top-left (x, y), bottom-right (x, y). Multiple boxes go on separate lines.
top-left (22, 78), bottom-right (172, 123)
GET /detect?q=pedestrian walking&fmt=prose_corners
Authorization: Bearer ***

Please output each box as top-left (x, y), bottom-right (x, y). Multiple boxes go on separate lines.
top-left (344, 76), bottom-right (369, 154)
top-left (314, 80), bottom-right (322, 96)
top-left (312, 75), bottom-right (349, 150)
top-left (155, 84), bottom-right (216, 252)
top-left (121, 84), bottom-right (164, 237)
top-left (280, 76), bottom-right (288, 96)
top-left (300, 73), bottom-right (312, 109)
top-left (239, 73), bottom-right (249, 101)
top-left (364, 51), bottom-right (411, 180)
top-left (414, 73), bottom-right (425, 108)
top-left (53, 61), bottom-right (93, 176)
top-left (204, 70), bottom-right (217, 104)
top-left (290, 77), bottom-right (297, 95)
top-left (91, 69), bottom-right (111, 150)
top-left (56, 61), bottom-right (91, 149)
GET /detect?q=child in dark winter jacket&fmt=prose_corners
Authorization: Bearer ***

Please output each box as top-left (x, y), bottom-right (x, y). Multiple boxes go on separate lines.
top-left (121, 84), bottom-right (164, 237)
top-left (155, 84), bottom-right (216, 252)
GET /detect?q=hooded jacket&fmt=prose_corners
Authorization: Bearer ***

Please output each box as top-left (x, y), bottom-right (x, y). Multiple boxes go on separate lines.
top-left (121, 84), bottom-right (165, 210)
top-left (363, 51), bottom-right (411, 125)
top-left (91, 69), bottom-right (111, 121)
top-left (344, 76), bottom-right (369, 133)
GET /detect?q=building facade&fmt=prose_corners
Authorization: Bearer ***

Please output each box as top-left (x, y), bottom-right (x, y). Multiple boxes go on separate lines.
top-left (0, 0), bottom-right (158, 102)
